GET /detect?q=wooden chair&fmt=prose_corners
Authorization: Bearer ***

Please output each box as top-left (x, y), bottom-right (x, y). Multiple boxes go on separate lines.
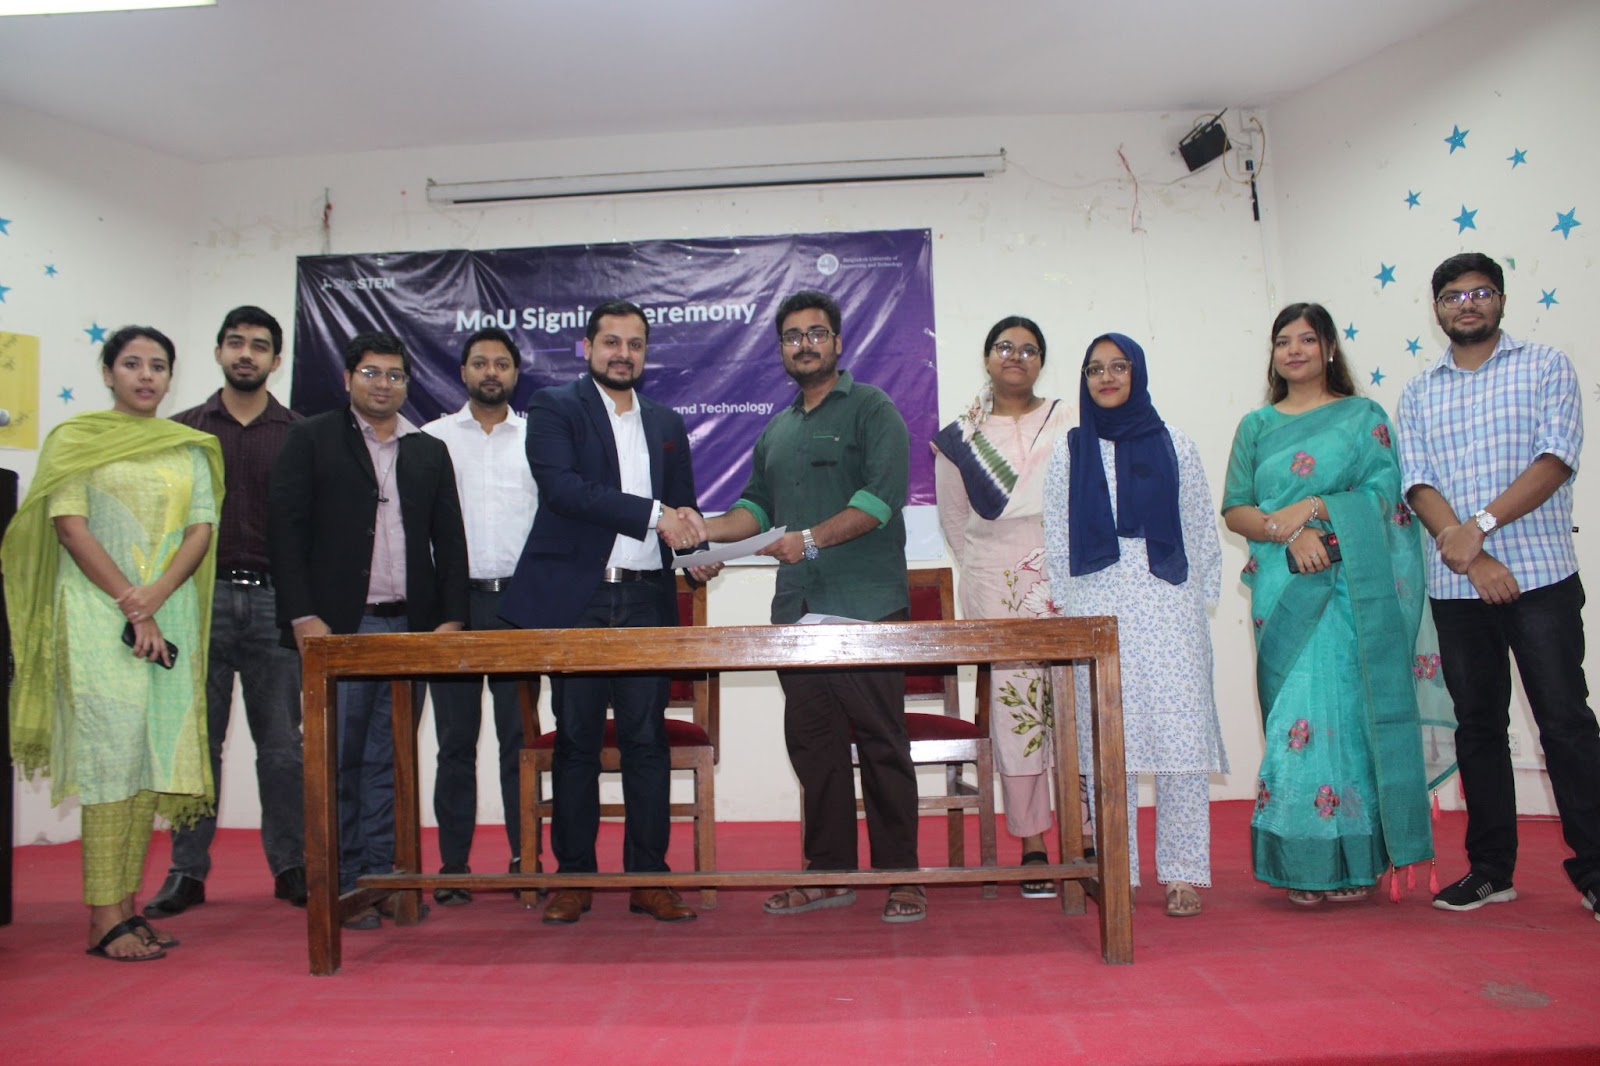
top-left (517, 575), bottom-right (720, 906)
top-left (851, 566), bottom-right (998, 895)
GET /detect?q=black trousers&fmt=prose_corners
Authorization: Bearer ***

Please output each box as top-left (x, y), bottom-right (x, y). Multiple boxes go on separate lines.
top-left (778, 608), bottom-right (919, 871)
top-left (549, 580), bottom-right (672, 874)
top-left (430, 587), bottom-right (532, 868)
top-left (1431, 573), bottom-right (1600, 893)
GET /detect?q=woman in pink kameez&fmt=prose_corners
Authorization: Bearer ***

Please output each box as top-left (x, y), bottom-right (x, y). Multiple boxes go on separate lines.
top-left (933, 316), bottom-right (1075, 896)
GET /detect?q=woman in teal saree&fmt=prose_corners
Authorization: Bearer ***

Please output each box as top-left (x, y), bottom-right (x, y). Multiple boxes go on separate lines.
top-left (1223, 303), bottom-right (1432, 905)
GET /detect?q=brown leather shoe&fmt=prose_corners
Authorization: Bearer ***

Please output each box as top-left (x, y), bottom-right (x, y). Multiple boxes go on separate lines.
top-left (542, 889), bottom-right (593, 925)
top-left (628, 887), bottom-right (697, 922)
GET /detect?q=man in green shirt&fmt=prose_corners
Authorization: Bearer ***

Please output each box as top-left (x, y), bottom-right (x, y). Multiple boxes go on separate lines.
top-left (702, 290), bottom-right (924, 923)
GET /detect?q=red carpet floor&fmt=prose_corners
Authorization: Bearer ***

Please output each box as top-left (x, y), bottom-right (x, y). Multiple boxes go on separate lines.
top-left (1, 800), bottom-right (1595, 1064)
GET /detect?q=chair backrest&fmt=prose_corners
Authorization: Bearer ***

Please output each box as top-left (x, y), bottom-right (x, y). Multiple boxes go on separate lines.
top-left (905, 567), bottom-right (960, 719)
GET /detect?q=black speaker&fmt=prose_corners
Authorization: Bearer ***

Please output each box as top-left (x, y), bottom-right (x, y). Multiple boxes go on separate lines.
top-left (1179, 117), bottom-right (1230, 172)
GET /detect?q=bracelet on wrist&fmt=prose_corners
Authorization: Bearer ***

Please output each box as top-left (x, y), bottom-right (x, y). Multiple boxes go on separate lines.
top-left (1286, 525), bottom-right (1306, 545)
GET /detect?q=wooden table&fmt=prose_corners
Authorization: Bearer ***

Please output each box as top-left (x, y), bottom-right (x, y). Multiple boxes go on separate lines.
top-left (300, 616), bottom-right (1130, 975)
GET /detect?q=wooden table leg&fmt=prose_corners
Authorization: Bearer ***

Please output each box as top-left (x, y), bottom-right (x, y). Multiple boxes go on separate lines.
top-left (1089, 646), bottom-right (1133, 964)
top-left (303, 643), bottom-right (341, 976)
top-left (389, 680), bottom-right (422, 924)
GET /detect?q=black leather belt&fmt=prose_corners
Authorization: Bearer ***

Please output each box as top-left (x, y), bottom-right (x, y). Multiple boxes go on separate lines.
top-left (469, 577), bottom-right (511, 593)
top-left (220, 568), bottom-right (271, 587)
top-left (364, 601), bottom-right (408, 617)
top-left (602, 567), bottom-right (648, 583)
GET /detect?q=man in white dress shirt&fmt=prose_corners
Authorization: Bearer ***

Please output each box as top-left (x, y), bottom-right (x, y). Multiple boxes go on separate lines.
top-left (421, 327), bottom-right (539, 903)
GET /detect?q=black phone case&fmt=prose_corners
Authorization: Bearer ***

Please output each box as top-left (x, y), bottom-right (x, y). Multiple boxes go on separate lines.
top-left (122, 621), bottom-right (179, 669)
top-left (1286, 532), bottom-right (1342, 574)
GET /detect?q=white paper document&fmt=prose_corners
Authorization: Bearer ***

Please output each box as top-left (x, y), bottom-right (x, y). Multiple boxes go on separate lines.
top-left (673, 526), bottom-right (787, 568)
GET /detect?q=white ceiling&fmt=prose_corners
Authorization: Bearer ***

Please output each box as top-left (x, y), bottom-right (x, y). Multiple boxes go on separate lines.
top-left (0, 0), bottom-right (1490, 164)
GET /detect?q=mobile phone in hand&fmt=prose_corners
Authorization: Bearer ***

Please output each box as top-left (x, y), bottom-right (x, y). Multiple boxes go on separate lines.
top-left (122, 621), bottom-right (179, 669)
top-left (1287, 532), bottom-right (1342, 574)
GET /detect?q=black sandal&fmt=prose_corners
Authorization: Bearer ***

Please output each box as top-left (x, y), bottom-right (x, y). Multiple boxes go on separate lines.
top-left (1020, 850), bottom-right (1057, 899)
top-left (86, 918), bottom-right (166, 962)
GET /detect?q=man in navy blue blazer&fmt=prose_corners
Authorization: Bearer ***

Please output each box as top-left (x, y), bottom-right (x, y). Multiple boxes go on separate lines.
top-left (500, 300), bottom-right (705, 925)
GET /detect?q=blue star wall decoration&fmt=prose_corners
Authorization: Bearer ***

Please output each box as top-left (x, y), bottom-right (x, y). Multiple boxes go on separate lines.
top-left (1552, 208), bottom-right (1581, 240)
top-left (58, 387), bottom-right (75, 403)
top-left (1344, 323), bottom-right (1360, 341)
top-left (84, 322), bottom-right (107, 343)
top-left (0, 216), bottom-right (11, 235)
top-left (0, 282), bottom-right (10, 302)
top-left (1375, 263), bottom-right (1396, 288)
top-left (1444, 125), bottom-right (1469, 153)
top-left (1538, 289), bottom-right (1559, 308)
top-left (44, 264), bottom-right (58, 277)
top-left (1406, 338), bottom-right (1423, 355)
top-left (1508, 148), bottom-right (1528, 169)
top-left (1405, 190), bottom-right (1421, 209)
top-left (1453, 205), bottom-right (1479, 233)
top-left (1370, 368), bottom-right (1386, 386)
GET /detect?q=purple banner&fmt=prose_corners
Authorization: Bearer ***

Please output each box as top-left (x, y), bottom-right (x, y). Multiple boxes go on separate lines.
top-left (292, 229), bottom-right (938, 509)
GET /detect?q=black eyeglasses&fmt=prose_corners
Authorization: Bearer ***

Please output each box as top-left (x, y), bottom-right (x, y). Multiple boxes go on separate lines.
top-left (780, 327), bottom-right (836, 349)
top-left (1436, 286), bottom-right (1501, 309)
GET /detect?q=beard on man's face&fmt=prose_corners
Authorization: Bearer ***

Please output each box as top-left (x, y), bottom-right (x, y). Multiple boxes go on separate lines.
top-left (223, 366), bottom-right (269, 392)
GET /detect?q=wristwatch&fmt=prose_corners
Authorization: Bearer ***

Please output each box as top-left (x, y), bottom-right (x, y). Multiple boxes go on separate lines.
top-left (800, 528), bottom-right (820, 561)
top-left (1472, 509), bottom-right (1498, 536)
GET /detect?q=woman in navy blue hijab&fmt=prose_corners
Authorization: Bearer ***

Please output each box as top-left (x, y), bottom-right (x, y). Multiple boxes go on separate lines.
top-left (1043, 334), bottom-right (1228, 917)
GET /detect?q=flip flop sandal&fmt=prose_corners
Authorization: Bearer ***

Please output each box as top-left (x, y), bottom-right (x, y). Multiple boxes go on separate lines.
top-left (1020, 850), bottom-right (1057, 899)
top-left (763, 887), bottom-right (856, 916)
top-left (882, 885), bottom-right (927, 924)
top-left (1286, 889), bottom-right (1326, 907)
top-left (86, 918), bottom-right (166, 962)
top-left (129, 915), bottom-right (180, 949)
top-left (1165, 883), bottom-right (1202, 917)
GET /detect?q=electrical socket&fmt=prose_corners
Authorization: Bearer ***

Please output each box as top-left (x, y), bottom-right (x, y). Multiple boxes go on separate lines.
top-left (1507, 732), bottom-right (1522, 759)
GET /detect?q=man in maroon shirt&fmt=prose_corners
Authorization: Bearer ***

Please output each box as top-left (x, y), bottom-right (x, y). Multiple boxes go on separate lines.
top-left (146, 306), bottom-right (307, 917)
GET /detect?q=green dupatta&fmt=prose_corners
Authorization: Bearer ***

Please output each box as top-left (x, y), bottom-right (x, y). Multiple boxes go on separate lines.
top-left (2, 410), bottom-right (224, 825)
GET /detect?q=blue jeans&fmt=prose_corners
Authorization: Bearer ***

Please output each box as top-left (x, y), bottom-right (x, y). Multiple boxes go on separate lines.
top-left (430, 587), bottom-right (530, 868)
top-left (549, 580), bottom-right (672, 874)
top-left (1431, 573), bottom-right (1600, 893)
top-left (168, 582), bottom-right (304, 880)
top-left (336, 613), bottom-right (408, 894)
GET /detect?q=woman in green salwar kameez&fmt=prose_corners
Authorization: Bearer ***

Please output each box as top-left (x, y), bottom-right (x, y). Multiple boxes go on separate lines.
top-left (3, 326), bottom-right (222, 959)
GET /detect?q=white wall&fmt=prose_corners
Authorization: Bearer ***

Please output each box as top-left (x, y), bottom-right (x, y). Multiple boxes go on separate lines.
top-left (1260, 0), bottom-right (1597, 812)
top-left (5, 0), bottom-right (1590, 842)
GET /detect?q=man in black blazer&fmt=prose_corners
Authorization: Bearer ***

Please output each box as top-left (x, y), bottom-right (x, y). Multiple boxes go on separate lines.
top-left (268, 331), bottom-right (469, 928)
top-left (500, 300), bottom-right (704, 925)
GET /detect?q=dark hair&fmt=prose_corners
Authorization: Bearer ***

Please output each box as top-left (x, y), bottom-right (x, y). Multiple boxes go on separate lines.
top-left (983, 315), bottom-right (1046, 365)
top-left (774, 290), bottom-right (841, 336)
top-left (1266, 303), bottom-right (1356, 403)
top-left (1431, 252), bottom-right (1506, 300)
top-left (460, 326), bottom-right (521, 368)
top-left (216, 305), bottom-right (283, 354)
top-left (343, 330), bottom-right (411, 376)
top-left (101, 325), bottom-right (176, 370)
top-left (585, 300), bottom-right (650, 343)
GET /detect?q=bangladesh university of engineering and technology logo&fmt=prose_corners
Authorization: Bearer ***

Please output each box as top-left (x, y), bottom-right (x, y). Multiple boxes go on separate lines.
top-left (815, 253), bottom-right (839, 276)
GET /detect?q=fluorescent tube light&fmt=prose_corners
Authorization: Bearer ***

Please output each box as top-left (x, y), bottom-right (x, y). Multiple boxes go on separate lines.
top-left (426, 153), bottom-right (1007, 205)
top-left (0, 1), bottom-right (213, 14)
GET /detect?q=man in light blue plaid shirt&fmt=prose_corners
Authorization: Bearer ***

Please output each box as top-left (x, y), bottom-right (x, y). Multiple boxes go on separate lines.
top-left (1397, 252), bottom-right (1600, 921)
